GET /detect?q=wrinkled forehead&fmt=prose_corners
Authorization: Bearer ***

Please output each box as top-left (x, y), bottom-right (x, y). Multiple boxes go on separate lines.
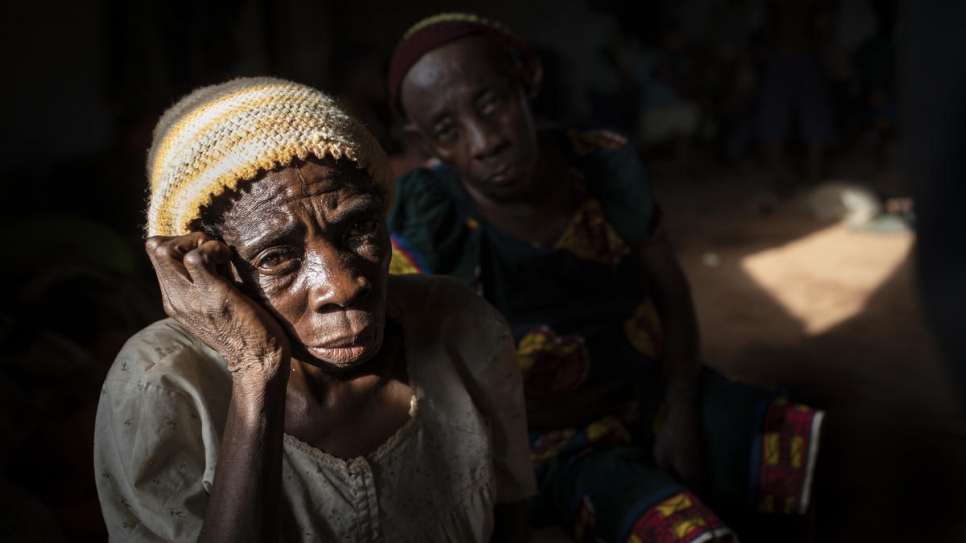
top-left (400, 36), bottom-right (516, 118)
top-left (208, 157), bottom-right (380, 229)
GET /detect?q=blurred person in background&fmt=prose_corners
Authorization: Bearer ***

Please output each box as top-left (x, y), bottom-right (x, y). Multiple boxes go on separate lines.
top-left (386, 12), bottom-right (825, 542)
top-left (756, 0), bottom-right (836, 192)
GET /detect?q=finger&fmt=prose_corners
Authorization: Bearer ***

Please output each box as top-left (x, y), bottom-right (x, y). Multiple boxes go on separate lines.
top-left (183, 240), bottom-right (235, 290)
top-left (146, 233), bottom-right (215, 282)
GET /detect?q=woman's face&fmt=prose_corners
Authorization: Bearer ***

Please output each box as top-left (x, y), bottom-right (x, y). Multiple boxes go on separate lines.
top-left (215, 157), bottom-right (391, 372)
top-left (400, 36), bottom-right (539, 203)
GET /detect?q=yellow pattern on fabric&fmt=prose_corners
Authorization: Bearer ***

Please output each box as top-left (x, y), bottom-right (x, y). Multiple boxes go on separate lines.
top-left (555, 199), bottom-right (630, 266)
top-left (573, 496), bottom-right (597, 542)
top-left (672, 517), bottom-right (707, 538)
top-left (764, 433), bottom-right (780, 466)
top-left (586, 417), bottom-right (623, 442)
top-left (790, 435), bottom-right (804, 469)
top-left (403, 12), bottom-right (502, 39)
top-left (516, 327), bottom-right (590, 393)
top-left (784, 496), bottom-right (798, 514)
top-left (389, 246), bottom-right (421, 275)
top-left (624, 299), bottom-right (664, 359)
top-left (529, 429), bottom-right (576, 465)
top-left (656, 493), bottom-right (693, 517)
top-left (760, 495), bottom-right (775, 513)
top-left (516, 331), bottom-right (543, 375)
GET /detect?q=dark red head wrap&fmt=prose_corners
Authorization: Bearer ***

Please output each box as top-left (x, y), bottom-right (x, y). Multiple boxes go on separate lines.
top-left (387, 12), bottom-right (543, 119)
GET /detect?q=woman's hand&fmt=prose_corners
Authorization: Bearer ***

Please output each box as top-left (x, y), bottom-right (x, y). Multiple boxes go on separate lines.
top-left (525, 380), bottom-right (636, 430)
top-left (146, 232), bottom-right (290, 383)
top-left (653, 390), bottom-right (705, 492)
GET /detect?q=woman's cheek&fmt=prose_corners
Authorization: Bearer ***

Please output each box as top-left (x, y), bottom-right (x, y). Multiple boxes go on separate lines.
top-left (258, 272), bottom-right (298, 299)
top-left (356, 234), bottom-right (390, 263)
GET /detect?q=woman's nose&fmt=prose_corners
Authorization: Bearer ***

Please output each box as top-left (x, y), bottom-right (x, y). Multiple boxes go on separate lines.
top-left (304, 250), bottom-right (371, 311)
top-left (466, 116), bottom-right (508, 160)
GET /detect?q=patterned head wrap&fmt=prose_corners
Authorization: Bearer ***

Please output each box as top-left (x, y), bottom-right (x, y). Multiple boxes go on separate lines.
top-left (387, 12), bottom-right (543, 119)
top-left (145, 76), bottom-right (393, 237)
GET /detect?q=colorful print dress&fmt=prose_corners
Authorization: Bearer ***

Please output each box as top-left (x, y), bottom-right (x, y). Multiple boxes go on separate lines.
top-left (388, 127), bottom-right (824, 543)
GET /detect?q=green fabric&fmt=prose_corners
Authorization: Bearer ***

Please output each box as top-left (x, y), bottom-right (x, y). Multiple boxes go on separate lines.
top-left (388, 126), bottom-right (662, 393)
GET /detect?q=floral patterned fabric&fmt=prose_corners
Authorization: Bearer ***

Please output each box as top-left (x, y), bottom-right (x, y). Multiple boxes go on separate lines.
top-left (387, 126), bottom-right (824, 541)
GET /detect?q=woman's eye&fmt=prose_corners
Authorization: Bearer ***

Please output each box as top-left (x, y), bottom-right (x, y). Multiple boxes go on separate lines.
top-left (255, 249), bottom-right (297, 272)
top-left (479, 94), bottom-right (503, 114)
top-left (348, 218), bottom-right (379, 238)
top-left (434, 122), bottom-right (458, 142)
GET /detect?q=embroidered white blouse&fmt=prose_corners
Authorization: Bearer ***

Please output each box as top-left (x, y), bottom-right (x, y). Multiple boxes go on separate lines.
top-left (94, 274), bottom-right (536, 542)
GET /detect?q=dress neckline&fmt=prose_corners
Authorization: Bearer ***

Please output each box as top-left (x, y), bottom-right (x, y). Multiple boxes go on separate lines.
top-left (282, 288), bottom-right (420, 467)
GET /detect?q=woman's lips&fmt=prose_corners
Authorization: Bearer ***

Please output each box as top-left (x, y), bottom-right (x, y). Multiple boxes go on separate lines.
top-left (307, 344), bottom-right (370, 364)
top-left (306, 330), bottom-right (377, 365)
top-left (487, 163), bottom-right (519, 184)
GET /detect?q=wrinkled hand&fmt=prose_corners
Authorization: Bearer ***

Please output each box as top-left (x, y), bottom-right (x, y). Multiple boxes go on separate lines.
top-left (653, 392), bottom-right (704, 492)
top-left (146, 232), bottom-right (290, 382)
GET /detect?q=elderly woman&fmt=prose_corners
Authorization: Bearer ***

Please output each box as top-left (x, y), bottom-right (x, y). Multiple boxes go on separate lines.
top-left (386, 12), bottom-right (825, 543)
top-left (93, 77), bottom-right (535, 542)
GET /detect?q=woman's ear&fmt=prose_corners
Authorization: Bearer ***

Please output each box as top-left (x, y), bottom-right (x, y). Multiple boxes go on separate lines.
top-left (510, 55), bottom-right (542, 101)
top-left (398, 120), bottom-right (436, 163)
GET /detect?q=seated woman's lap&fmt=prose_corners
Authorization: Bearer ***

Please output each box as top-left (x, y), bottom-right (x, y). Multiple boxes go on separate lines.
top-left (526, 368), bottom-right (824, 540)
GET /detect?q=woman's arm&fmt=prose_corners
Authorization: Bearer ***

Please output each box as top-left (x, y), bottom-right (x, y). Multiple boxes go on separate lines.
top-left (146, 232), bottom-right (291, 543)
top-left (638, 232), bottom-right (704, 491)
top-left (524, 380), bottom-right (636, 430)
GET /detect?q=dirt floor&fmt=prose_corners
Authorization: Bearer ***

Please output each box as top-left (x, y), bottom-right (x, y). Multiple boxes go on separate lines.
top-left (649, 141), bottom-right (966, 542)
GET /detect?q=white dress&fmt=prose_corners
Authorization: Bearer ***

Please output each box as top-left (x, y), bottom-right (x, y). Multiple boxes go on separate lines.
top-left (94, 274), bottom-right (536, 542)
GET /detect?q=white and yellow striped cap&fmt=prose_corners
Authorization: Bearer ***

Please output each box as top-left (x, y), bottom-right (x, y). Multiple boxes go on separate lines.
top-left (145, 76), bottom-right (393, 237)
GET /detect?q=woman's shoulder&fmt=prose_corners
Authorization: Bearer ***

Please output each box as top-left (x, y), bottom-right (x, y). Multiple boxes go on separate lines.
top-left (388, 273), bottom-right (495, 317)
top-left (388, 165), bottom-right (480, 277)
top-left (388, 274), bottom-right (515, 405)
top-left (388, 165), bottom-right (460, 226)
top-left (547, 125), bottom-right (660, 248)
top-left (388, 274), bottom-right (508, 341)
top-left (103, 318), bottom-right (230, 395)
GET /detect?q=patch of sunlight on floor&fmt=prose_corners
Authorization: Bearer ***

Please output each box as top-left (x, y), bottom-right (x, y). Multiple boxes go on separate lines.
top-left (740, 224), bottom-right (914, 335)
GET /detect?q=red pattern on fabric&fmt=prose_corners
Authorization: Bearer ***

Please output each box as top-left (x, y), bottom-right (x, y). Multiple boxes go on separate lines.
top-left (529, 416), bottom-right (633, 470)
top-left (624, 300), bottom-right (665, 360)
top-left (556, 199), bottom-right (631, 266)
top-left (389, 237), bottom-right (426, 275)
top-left (756, 399), bottom-right (819, 514)
top-left (517, 326), bottom-right (591, 395)
top-left (627, 491), bottom-right (731, 543)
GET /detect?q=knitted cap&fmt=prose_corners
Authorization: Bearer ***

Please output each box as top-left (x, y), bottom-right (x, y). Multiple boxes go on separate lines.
top-left (146, 76), bottom-right (393, 237)
top-left (387, 12), bottom-right (543, 119)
